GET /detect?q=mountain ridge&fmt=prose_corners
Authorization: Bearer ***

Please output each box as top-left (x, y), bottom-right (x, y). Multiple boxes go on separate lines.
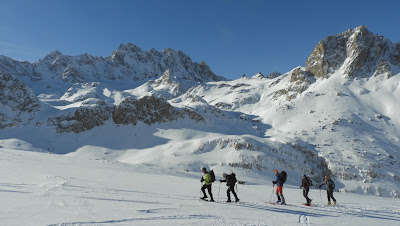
top-left (0, 26), bottom-right (399, 198)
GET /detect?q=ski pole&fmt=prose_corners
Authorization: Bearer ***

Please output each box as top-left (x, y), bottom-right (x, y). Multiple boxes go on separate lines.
top-left (319, 187), bottom-right (322, 205)
top-left (270, 184), bottom-right (274, 202)
top-left (300, 188), bottom-right (302, 202)
top-left (218, 182), bottom-right (221, 200)
top-left (200, 182), bottom-right (203, 199)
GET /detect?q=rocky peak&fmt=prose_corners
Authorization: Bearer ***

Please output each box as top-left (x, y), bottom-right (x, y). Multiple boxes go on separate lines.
top-left (266, 72), bottom-right (282, 79)
top-left (305, 25), bottom-right (400, 78)
top-left (252, 72), bottom-right (264, 79)
top-left (0, 43), bottom-right (224, 84)
top-left (42, 50), bottom-right (64, 62)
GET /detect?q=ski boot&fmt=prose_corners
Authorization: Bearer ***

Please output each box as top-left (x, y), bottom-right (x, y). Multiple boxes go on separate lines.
top-left (226, 199), bottom-right (232, 202)
top-left (200, 196), bottom-right (207, 200)
top-left (281, 201), bottom-right (286, 205)
top-left (276, 200), bottom-right (281, 203)
top-left (209, 199), bottom-right (215, 202)
top-left (235, 198), bottom-right (240, 203)
top-left (327, 202), bottom-right (331, 206)
top-left (333, 201), bottom-right (337, 205)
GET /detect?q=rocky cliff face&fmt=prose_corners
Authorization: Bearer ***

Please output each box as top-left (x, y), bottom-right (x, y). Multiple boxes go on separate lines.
top-left (48, 96), bottom-right (205, 133)
top-left (306, 25), bottom-right (400, 78)
top-left (112, 96), bottom-right (204, 126)
top-left (0, 71), bottom-right (40, 128)
top-left (47, 100), bottom-right (112, 133)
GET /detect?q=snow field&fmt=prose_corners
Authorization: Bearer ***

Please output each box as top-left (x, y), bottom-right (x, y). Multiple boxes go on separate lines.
top-left (1, 148), bottom-right (399, 226)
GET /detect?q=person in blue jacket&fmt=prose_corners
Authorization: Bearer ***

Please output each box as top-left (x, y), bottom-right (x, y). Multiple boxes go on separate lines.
top-left (272, 169), bottom-right (286, 204)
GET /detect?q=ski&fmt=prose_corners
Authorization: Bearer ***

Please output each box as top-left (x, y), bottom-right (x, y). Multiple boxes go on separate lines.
top-left (302, 203), bottom-right (318, 207)
top-left (265, 202), bottom-right (293, 206)
top-left (198, 198), bottom-right (214, 202)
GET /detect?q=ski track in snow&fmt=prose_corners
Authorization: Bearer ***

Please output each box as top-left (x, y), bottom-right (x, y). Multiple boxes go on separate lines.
top-left (0, 183), bottom-right (34, 194)
top-left (46, 214), bottom-right (218, 226)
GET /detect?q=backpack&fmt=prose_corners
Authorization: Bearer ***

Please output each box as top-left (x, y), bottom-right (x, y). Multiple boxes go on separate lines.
top-left (327, 179), bottom-right (335, 190)
top-left (280, 171), bottom-right (287, 183)
top-left (306, 177), bottom-right (313, 187)
top-left (210, 169), bottom-right (216, 183)
top-left (227, 173), bottom-right (237, 186)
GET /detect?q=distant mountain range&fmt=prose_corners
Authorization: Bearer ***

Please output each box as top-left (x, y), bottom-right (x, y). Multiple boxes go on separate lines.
top-left (1, 25), bottom-right (399, 198)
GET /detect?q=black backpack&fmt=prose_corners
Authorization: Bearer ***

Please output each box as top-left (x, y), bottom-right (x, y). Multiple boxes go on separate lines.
top-left (227, 173), bottom-right (237, 186)
top-left (210, 169), bottom-right (216, 183)
top-left (327, 179), bottom-right (335, 190)
top-left (280, 171), bottom-right (287, 183)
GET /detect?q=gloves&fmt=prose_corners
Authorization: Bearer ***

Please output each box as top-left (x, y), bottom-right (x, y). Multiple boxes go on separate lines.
top-left (201, 178), bottom-right (204, 182)
top-left (272, 181), bottom-right (276, 184)
top-left (220, 180), bottom-right (223, 182)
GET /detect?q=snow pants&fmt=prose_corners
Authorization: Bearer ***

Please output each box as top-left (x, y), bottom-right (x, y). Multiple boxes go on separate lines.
top-left (227, 184), bottom-right (239, 201)
top-left (276, 186), bottom-right (285, 202)
top-left (303, 188), bottom-right (311, 203)
top-left (327, 189), bottom-right (336, 202)
top-left (201, 184), bottom-right (214, 200)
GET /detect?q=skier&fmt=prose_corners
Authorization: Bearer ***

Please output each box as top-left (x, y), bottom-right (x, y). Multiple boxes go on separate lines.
top-left (318, 175), bottom-right (337, 205)
top-left (220, 173), bottom-right (239, 202)
top-left (300, 174), bottom-right (312, 205)
top-left (200, 167), bottom-right (214, 202)
top-left (272, 169), bottom-right (286, 204)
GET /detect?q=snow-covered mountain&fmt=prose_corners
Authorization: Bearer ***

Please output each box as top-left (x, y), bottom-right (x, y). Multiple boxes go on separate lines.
top-left (0, 25), bottom-right (399, 199)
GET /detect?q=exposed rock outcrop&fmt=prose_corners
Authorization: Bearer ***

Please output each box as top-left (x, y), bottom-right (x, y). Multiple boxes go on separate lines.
top-left (273, 68), bottom-right (315, 100)
top-left (112, 96), bottom-right (204, 126)
top-left (0, 71), bottom-right (40, 128)
top-left (306, 25), bottom-right (400, 78)
top-left (47, 100), bottom-right (112, 133)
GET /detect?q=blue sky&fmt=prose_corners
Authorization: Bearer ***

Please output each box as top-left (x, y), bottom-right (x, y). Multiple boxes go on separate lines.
top-left (1, 0), bottom-right (399, 80)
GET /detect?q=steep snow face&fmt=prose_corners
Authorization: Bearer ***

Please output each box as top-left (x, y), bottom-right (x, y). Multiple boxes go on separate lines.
top-left (306, 25), bottom-right (400, 78)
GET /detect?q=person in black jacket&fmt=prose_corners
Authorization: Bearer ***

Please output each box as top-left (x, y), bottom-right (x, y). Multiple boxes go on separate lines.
top-left (300, 174), bottom-right (312, 205)
top-left (220, 173), bottom-right (239, 202)
top-left (318, 175), bottom-right (337, 205)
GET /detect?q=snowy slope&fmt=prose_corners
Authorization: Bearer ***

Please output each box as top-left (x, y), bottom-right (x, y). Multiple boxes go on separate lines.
top-left (1, 147), bottom-right (399, 226)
